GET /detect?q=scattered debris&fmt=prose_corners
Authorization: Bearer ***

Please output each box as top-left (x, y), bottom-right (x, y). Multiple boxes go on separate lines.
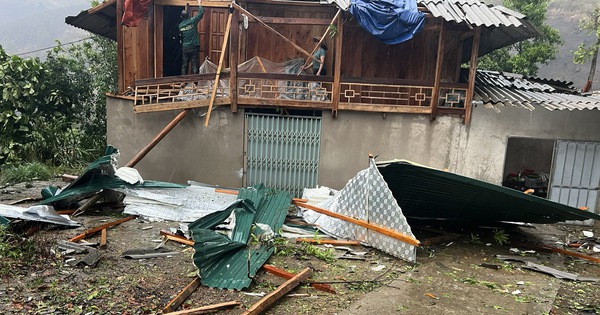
top-left (163, 301), bottom-right (241, 315)
top-left (242, 267), bottom-right (312, 315)
top-left (296, 238), bottom-right (361, 246)
top-left (122, 247), bottom-right (180, 259)
top-left (56, 240), bottom-right (102, 267)
top-left (522, 261), bottom-right (599, 282)
top-left (69, 215), bottom-right (135, 242)
top-left (0, 204), bottom-right (80, 227)
top-left (262, 264), bottom-right (336, 294)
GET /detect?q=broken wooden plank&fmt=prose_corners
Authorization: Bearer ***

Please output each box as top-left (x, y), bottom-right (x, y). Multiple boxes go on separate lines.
top-left (204, 10), bottom-right (233, 127)
top-left (296, 238), bottom-right (360, 246)
top-left (73, 192), bottom-right (104, 217)
top-left (69, 216), bottom-right (136, 242)
top-left (100, 228), bottom-right (107, 249)
top-left (294, 201), bottom-right (420, 247)
top-left (162, 277), bottom-right (201, 313)
top-left (163, 300), bottom-right (241, 315)
top-left (262, 265), bottom-right (335, 294)
top-left (538, 244), bottom-right (600, 264)
top-left (243, 267), bottom-right (312, 315)
top-left (160, 230), bottom-right (194, 246)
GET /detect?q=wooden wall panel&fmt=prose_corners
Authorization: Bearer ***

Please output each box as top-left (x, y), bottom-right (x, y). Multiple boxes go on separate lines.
top-left (121, 5), bottom-right (154, 90)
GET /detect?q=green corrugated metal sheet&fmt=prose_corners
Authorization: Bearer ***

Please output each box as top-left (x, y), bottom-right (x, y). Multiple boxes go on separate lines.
top-left (40, 146), bottom-right (185, 208)
top-left (190, 184), bottom-right (292, 290)
top-left (0, 216), bottom-right (9, 226)
top-left (377, 160), bottom-right (600, 224)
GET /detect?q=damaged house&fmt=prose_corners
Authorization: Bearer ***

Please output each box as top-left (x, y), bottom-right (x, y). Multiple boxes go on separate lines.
top-left (66, 0), bottom-right (600, 224)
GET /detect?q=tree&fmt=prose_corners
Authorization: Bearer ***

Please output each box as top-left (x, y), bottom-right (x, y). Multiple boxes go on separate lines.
top-left (573, 8), bottom-right (600, 92)
top-left (478, 0), bottom-right (562, 76)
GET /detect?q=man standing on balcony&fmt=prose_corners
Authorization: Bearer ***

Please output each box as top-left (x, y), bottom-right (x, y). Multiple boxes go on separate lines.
top-left (179, 0), bottom-right (204, 75)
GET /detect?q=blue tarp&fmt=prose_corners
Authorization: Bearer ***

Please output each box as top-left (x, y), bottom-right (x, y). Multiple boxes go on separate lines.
top-left (349, 0), bottom-right (425, 45)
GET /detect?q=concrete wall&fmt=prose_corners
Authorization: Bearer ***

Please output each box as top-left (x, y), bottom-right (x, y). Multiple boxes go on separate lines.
top-left (107, 96), bottom-right (600, 193)
top-left (107, 96), bottom-right (245, 187)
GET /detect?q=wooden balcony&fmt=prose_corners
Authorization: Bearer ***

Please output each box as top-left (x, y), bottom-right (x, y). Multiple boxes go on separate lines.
top-left (132, 73), bottom-right (468, 117)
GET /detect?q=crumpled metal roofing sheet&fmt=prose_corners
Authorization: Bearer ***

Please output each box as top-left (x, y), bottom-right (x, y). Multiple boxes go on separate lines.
top-left (377, 160), bottom-right (600, 224)
top-left (303, 159), bottom-right (417, 262)
top-left (474, 70), bottom-right (600, 111)
top-left (190, 185), bottom-right (292, 290)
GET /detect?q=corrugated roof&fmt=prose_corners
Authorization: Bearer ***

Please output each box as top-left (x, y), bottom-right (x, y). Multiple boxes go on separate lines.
top-left (65, 0), bottom-right (117, 40)
top-left (189, 185), bottom-right (292, 290)
top-left (474, 70), bottom-right (600, 111)
top-left (377, 160), bottom-right (600, 225)
top-left (418, 0), bottom-right (540, 59)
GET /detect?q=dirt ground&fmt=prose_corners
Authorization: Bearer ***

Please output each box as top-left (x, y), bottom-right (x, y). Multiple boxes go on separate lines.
top-left (1, 181), bottom-right (599, 315)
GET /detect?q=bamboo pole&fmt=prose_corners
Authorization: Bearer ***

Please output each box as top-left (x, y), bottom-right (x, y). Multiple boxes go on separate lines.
top-left (204, 10), bottom-right (233, 126)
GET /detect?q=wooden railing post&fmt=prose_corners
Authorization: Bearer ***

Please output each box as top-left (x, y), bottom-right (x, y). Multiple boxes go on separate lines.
top-left (229, 7), bottom-right (239, 113)
top-left (464, 26), bottom-right (481, 125)
top-left (430, 20), bottom-right (445, 121)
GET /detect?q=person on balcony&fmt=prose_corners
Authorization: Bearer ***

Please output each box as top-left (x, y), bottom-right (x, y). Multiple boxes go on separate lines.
top-left (179, 0), bottom-right (204, 75)
top-left (304, 37), bottom-right (327, 75)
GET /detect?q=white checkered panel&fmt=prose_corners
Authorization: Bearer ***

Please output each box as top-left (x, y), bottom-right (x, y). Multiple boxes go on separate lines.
top-left (303, 159), bottom-right (417, 262)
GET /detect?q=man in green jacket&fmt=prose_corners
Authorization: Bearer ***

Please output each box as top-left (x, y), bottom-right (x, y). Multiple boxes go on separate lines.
top-left (179, 0), bottom-right (204, 75)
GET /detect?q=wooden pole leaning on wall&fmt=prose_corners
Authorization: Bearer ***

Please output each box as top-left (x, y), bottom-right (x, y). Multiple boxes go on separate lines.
top-left (204, 8), bottom-right (234, 127)
top-left (125, 109), bottom-right (190, 167)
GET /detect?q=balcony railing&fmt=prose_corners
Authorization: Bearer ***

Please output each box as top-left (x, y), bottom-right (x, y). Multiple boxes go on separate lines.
top-left (132, 73), bottom-right (467, 115)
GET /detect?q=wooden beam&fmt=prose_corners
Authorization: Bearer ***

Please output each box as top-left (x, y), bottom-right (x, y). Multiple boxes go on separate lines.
top-left (538, 244), bottom-right (600, 264)
top-left (430, 20), bottom-right (445, 121)
top-left (125, 109), bottom-right (190, 167)
top-left (296, 238), bottom-right (360, 246)
top-left (336, 103), bottom-right (432, 114)
top-left (293, 201), bottom-right (420, 247)
top-left (160, 230), bottom-right (195, 246)
top-left (162, 277), bottom-right (201, 313)
top-left (73, 193), bottom-right (104, 217)
top-left (242, 267), bottom-right (312, 315)
top-left (262, 265), bottom-right (336, 294)
top-left (232, 2), bottom-right (315, 61)
top-left (134, 98), bottom-right (230, 113)
top-left (331, 11), bottom-right (343, 117)
top-left (230, 9), bottom-right (239, 113)
top-left (69, 216), bottom-right (136, 243)
top-left (252, 16), bottom-right (333, 25)
top-left (155, 0), bottom-right (230, 7)
top-left (463, 26), bottom-right (481, 125)
top-left (239, 97), bottom-right (332, 110)
top-left (204, 10), bottom-right (233, 126)
top-left (164, 301), bottom-right (241, 315)
top-left (116, 0), bottom-right (124, 93)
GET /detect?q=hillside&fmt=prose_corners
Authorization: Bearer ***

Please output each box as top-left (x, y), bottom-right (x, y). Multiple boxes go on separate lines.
top-left (0, 1), bottom-right (90, 59)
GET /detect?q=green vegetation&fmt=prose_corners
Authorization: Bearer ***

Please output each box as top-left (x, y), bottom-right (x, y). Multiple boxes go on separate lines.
top-left (573, 7), bottom-right (600, 91)
top-left (0, 34), bottom-right (116, 181)
top-left (0, 225), bottom-right (36, 276)
top-left (493, 229), bottom-right (510, 246)
top-left (478, 0), bottom-right (562, 76)
top-left (0, 162), bottom-right (53, 185)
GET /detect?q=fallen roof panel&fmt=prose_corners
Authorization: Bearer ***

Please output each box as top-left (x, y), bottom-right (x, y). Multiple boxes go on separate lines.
top-left (376, 160), bottom-right (600, 224)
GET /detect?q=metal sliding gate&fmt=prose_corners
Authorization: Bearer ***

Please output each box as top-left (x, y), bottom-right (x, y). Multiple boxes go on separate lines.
top-left (244, 114), bottom-right (321, 197)
top-left (549, 140), bottom-right (600, 225)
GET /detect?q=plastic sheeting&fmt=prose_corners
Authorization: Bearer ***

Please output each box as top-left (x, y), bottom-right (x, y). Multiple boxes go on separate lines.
top-left (0, 205), bottom-right (80, 227)
top-left (349, 0), bottom-right (425, 45)
top-left (302, 159), bottom-right (417, 262)
top-left (177, 57), bottom-right (327, 102)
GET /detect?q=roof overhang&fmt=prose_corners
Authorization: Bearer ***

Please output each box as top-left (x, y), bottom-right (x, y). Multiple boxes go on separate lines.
top-left (65, 0), bottom-right (117, 41)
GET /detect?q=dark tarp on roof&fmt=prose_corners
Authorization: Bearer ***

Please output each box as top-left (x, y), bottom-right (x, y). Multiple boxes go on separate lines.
top-left (377, 160), bottom-right (600, 225)
top-left (349, 0), bottom-right (425, 45)
top-left (65, 0), bottom-right (117, 40)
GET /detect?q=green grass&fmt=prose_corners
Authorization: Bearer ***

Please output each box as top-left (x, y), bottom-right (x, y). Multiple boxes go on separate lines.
top-left (0, 162), bottom-right (54, 185)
